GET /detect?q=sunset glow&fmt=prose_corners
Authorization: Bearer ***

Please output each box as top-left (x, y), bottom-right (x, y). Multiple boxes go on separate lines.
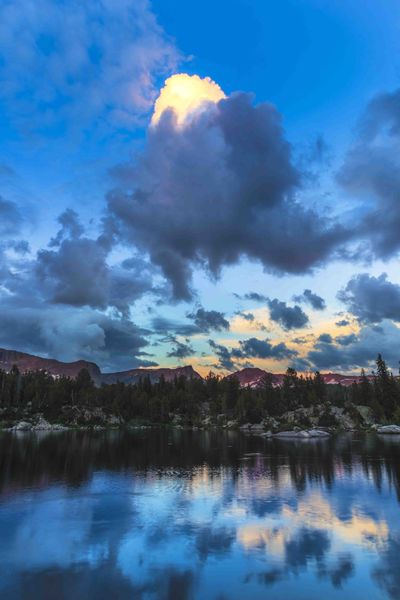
top-left (151, 73), bottom-right (226, 127)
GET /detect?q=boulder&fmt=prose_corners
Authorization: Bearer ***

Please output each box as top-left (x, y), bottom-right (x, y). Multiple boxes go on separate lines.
top-left (307, 429), bottom-right (331, 437)
top-left (377, 425), bottom-right (400, 435)
top-left (274, 429), bottom-right (331, 439)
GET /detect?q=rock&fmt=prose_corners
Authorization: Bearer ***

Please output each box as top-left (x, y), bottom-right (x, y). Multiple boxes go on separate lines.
top-left (274, 429), bottom-right (331, 439)
top-left (32, 418), bottom-right (68, 431)
top-left (355, 405), bottom-right (374, 425)
top-left (307, 429), bottom-right (331, 437)
top-left (274, 431), bottom-right (301, 438)
top-left (226, 420), bottom-right (238, 429)
top-left (250, 423), bottom-right (265, 431)
top-left (11, 421), bottom-right (32, 431)
top-left (377, 425), bottom-right (400, 434)
top-left (240, 423), bottom-right (252, 431)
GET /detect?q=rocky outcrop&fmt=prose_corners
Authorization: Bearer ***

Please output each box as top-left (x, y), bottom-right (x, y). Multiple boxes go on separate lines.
top-left (11, 421), bottom-right (32, 431)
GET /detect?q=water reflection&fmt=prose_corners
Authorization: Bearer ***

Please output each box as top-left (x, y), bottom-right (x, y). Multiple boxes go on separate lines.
top-left (0, 430), bottom-right (399, 599)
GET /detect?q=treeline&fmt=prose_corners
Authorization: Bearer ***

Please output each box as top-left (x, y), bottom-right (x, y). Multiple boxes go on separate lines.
top-left (0, 354), bottom-right (399, 426)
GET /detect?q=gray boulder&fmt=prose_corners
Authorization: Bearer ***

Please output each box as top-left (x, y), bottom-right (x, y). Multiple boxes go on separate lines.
top-left (274, 429), bottom-right (331, 439)
top-left (377, 425), bottom-right (400, 434)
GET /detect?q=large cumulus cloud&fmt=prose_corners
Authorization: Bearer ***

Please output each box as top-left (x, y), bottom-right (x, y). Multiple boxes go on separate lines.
top-left (108, 92), bottom-right (348, 300)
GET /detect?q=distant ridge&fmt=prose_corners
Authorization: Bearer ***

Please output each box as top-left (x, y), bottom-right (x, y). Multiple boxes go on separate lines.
top-left (0, 348), bottom-right (102, 383)
top-left (0, 348), bottom-right (201, 385)
top-left (228, 367), bottom-right (374, 388)
top-left (0, 347), bottom-right (371, 388)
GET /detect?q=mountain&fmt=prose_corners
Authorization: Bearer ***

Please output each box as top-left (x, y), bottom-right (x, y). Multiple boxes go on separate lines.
top-left (0, 347), bottom-right (370, 388)
top-left (228, 367), bottom-right (372, 388)
top-left (102, 365), bottom-right (202, 385)
top-left (0, 348), bottom-right (201, 385)
top-left (0, 348), bottom-right (102, 383)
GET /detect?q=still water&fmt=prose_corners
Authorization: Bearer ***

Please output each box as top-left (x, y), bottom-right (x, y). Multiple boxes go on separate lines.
top-left (0, 430), bottom-right (400, 599)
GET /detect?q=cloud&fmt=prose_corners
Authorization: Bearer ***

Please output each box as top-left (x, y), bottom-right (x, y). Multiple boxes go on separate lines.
top-left (243, 292), bottom-right (268, 302)
top-left (0, 300), bottom-right (153, 372)
top-left (208, 340), bottom-right (236, 371)
top-left (337, 87), bottom-right (400, 259)
top-left (293, 289), bottom-right (326, 310)
top-left (209, 336), bottom-right (297, 371)
top-left (151, 316), bottom-right (199, 337)
top-left (318, 333), bottom-right (332, 343)
top-left (0, 0), bottom-right (180, 135)
top-left (335, 333), bottom-right (358, 346)
top-left (267, 298), bottom-right (309, 330)
top-left (108, 91), bottom-right (348, 300)
top-left (0, 196), bottom-right (23, 236)
top-left (336, 319), bottom-right (350, 327)
top-left (187, 307), bottom-right (229, 332)
top-left (166, 338), bottom-right (194, 359)
top-left (338, 273), bottom-right (400, 324)
top-left (0, 211), bottom-right (155, 370)
top-left (36, 210), bottom-right (154, 314)
top-left (233, 337), bottom-right (297, 360)
top-left (307, 320), bottom-right (400, 371)
top-left (235, 311), bottom-right (255, 322)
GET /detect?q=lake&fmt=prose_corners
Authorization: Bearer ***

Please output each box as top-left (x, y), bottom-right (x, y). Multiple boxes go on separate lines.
top-left (0, 430), bottom-right (400, 599)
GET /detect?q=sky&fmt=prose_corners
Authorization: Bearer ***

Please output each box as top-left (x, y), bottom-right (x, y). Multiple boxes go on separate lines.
top-left (1, 0), bottom-right (400, 375)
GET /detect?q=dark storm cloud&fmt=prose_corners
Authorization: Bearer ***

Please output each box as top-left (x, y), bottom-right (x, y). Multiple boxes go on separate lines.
top-left (307, 320), bottom-right (400, 372)
top-left (337, 87), bottom-right (400, 259)
top-left (108, 93), bottom-right (348, 300)
top-left (187, 307), bottom-right (230, 332)
top-left (293, 289), bottom-right (326, 310)
top-left (338, 273), bottom-right (400, 324)
top-left (267, 298), bottom-right (309, 330)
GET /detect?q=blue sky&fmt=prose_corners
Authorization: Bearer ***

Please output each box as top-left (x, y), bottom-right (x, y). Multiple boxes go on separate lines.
top-left (1, 0), bottom-right (400, 374)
